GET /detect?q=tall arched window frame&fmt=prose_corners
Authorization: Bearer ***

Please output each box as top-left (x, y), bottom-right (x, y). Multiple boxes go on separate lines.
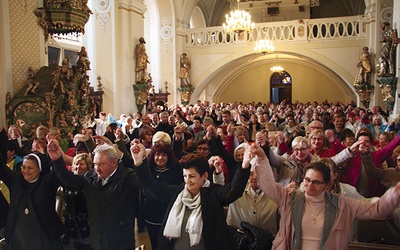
top-left (270, 70), bottom-right (292, 104)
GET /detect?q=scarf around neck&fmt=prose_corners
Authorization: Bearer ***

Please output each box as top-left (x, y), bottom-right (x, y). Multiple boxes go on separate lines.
top-left (163, 179), bottom-right (210, 246)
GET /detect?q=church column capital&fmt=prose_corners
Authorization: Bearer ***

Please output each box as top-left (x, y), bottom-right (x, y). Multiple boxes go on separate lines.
top-left (117, 0), bottom-right (147, 17)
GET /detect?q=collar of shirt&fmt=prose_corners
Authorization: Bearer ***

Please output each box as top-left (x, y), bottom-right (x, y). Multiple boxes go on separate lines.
top-left (101, 166), bottom-right (118, 186)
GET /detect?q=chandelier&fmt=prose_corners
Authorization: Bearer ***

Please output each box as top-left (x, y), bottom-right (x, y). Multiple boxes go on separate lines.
top-left (254, 39), bottom-right (275, 54)
top-left (270, 66), bottom-right (284, 73)
top-left (223, 0), bottom-right (255, 34)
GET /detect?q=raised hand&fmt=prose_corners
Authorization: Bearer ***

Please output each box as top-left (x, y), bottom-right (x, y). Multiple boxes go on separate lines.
top-left (47, 139), bottom-right (63, 160)
top-left (93, 135), bottom-right (113, 145)
top-left (227, 124), bottom-right (235, 136)
top-left (208, 156), bottom-right (223, 174)
top-left (130, 139), bottom-right (146, 166)
top-left (324, 129), bottom-right (335, 143)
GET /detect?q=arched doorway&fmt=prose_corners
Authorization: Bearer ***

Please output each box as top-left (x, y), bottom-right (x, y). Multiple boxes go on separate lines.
top-left (270, 70), bottom-right (292, 104)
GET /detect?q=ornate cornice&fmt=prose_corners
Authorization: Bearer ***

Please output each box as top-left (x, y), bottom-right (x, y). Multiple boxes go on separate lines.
top-left (117, 0), bottom-right (146, 17)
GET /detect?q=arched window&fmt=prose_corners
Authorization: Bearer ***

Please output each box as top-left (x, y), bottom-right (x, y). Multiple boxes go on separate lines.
top-left (270, 70), bottom-right (292, 104)
top-left (270, 71), bottom-right (292, 85)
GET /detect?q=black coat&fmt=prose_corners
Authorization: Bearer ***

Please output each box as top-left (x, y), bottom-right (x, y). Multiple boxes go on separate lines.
top-left (135, 160), bottom-right (250, 250)
top-left (0, 160), bottom-right (65, 247)
top-left (52, 157), bottom-right (139, 250)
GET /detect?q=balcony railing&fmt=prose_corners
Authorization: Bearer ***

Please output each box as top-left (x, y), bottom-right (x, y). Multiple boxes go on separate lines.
top-left (185, 15), bottom-right (365, 47)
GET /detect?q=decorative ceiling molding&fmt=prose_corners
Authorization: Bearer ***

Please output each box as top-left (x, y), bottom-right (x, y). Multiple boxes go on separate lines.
top-left (118, 0), bottom-right (146, 17)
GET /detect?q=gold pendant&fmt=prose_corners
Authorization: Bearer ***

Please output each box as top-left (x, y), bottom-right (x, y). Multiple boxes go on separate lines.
top-left (24, 208), bottom-right (29, 215)
top-left (311, 218), bottom-right (316, 223)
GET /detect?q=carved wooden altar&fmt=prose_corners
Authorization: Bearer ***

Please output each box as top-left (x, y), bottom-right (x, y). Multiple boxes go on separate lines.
top-left (5, 60), bottom-right (103, 138)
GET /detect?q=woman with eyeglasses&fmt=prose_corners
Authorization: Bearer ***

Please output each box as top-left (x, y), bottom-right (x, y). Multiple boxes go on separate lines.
top-left (308, 129), bottom-right (345, 158)
top-left (63, 153), bottom-right (92, 250)
top-left (246, 143), bottom-right (400, 250)
top-left (0, 148), bottom-right (64, 249)
top-left (139, 125), bottom-right (155, 149)
top-left (272, 136), bottom-right (356, 187)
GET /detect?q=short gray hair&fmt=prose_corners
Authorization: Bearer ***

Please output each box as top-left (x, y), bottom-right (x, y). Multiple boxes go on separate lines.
top-left (93, 144), bottom-right (117, 160)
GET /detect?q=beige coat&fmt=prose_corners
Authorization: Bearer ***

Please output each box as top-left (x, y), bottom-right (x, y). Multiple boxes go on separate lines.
top-left (255, 157), bottom-right (400, 250)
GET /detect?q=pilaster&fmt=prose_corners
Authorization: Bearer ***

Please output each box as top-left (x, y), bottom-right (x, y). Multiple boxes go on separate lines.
top-left (115, 0), bottom-right (146, 114)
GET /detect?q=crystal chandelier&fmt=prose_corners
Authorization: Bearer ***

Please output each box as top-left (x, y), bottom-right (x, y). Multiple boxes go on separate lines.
top-left (254, 39), bottom-right (275, 54)
top-left (270, 66), bottom-right (284, 73)
top-left (223, 0), bottom-right (255, 34)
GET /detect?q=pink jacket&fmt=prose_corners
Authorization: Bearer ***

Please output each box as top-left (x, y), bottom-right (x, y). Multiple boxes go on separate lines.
top-left (255, 157), bottom-right (400, 250)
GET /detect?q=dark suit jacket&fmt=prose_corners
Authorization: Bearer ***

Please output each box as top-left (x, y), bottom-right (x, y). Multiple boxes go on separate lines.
top-left (52, 157), bottom-right (139, 250)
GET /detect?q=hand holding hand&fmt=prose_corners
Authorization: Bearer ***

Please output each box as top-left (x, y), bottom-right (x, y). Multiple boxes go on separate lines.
top-left (114, 128), bottom-right (125, 140)
top-left (47, 139), bottom-right (63, 161)
top-left (275, 131), bottom-right (285, 144)
top-left (325, 129), bottom-right (334, 143)
top-left (227, 124), bottom-right (235, 136)
top-left (130, 139), bottom-right (146, 166)
top-left (93, 135), bottom-right (113, 145)
top-left (208, 156), bottom-right (223, 173)
top-left (356, 140), bottom-right (370, 154)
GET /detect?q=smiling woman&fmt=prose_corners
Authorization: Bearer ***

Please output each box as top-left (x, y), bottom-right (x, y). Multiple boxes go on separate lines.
top-left (0, 145), bottom-right (64, 249)
top-left (131, 140), bottom-right (251, 250)
top-left (249, 143), bottom-right (400, 250)
top-left (142, 144), bottom-right (183, 250)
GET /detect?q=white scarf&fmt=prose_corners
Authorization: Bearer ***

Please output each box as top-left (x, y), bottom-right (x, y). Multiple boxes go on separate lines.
top-left (163, 179), bottom-right (210, 246)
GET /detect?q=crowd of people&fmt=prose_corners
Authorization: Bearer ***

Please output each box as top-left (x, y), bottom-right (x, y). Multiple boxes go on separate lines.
top-left (1, 98), bottom-right (400, 250)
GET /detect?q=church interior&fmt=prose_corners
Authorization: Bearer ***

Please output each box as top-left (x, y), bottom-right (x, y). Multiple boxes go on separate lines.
top-left (1, 0), bottom-right (400, 249)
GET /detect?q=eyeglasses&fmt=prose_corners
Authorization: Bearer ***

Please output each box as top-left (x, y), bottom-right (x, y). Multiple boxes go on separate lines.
top-left (293, 147), bottom-right (309, 152)
top-left (197, 147), bottom-right (210, 151)
top-left (303, 177), bottom-right (325, 185)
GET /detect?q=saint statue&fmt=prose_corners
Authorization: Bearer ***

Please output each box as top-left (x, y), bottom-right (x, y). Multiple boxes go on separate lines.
top-left (179, 53), bottom-right (191, 87)
top-left (135, 37), bottom-right (150, 82)
top-left (354, 46), bottom-right (371, 85)
top-left (377, 22), bottom-right (398, 76)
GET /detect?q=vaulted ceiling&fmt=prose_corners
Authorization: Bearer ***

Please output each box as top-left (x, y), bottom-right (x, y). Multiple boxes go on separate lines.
top-left (195, 0), bottom-right (365, 27)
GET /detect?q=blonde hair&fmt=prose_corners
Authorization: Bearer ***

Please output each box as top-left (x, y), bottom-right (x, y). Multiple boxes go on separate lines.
top-left (152, 131), bottom-right (171, 146)
top-left (73, 153), bottom-right (92, 170)
top-left (292, 136), bottom-right (310, 149)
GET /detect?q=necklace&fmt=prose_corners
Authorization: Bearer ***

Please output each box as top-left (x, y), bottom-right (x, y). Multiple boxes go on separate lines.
top-left (305, 199), bottom-right (325, 223)
top-left (154, 167), bottom-right (169, 179)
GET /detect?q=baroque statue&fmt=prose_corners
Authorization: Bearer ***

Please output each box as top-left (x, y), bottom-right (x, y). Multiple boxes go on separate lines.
top-left (24, 67), bottom-right (40, 97)
top-left (354, 47), bottom-right (371, 86)
top-left (135, 37), bottom-right (150, 82)
top-left (376, 22), bottom-right (399, 77)
top-left (179, 53), bottom-right (191, 87)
